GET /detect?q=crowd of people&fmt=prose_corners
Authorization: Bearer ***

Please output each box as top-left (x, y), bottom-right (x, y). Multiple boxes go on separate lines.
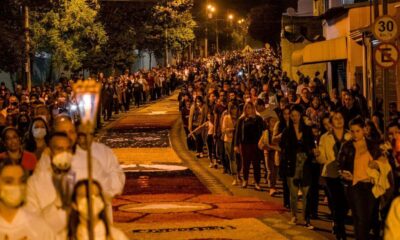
top-left (178, 49), bottom-right (400, 239)
top-left (0, 65), bottom-right (188, 239)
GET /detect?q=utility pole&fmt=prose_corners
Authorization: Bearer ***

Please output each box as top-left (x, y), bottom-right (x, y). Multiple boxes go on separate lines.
top-left (382, 0), bottom-right (389, 133)
top-left (165, 29), bottom-right (169, 66)
top-left (24, 5), bottom-right (31, 91)
top-left (216, 20), bottom-right (219, 54)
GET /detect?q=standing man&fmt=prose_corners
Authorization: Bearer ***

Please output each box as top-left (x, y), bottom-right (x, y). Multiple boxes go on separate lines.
top-left (133, 77), bottom-right (142, 108)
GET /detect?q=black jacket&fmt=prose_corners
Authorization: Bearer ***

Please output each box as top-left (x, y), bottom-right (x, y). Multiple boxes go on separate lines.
top-left (280, 123), bottom-right (314, 181)
top-left (234, 115), bottom-right (265, 146)
top-left (337, 138), bottom-right (382, 175)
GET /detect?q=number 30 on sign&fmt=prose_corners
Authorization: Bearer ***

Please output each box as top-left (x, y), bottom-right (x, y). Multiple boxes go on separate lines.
top-left (373, 15), bottom-right (399, 42)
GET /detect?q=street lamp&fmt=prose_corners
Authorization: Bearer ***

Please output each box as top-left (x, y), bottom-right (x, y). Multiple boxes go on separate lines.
top-left (73, 79), bottom-right (101, 240)
top-left (205, 4), bottom-right (216, 58)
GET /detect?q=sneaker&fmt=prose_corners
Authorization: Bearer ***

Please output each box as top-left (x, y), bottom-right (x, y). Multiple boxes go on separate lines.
top-left (209, 163), bottom-right (214, 168)
top-left (199, 153), bottom-right (204, 158)
top-left (254, 184), bottom-right (261, 191)
top-left (242, 181), bottom-right (248, 188)
top-left (232, 179), bottom-right (238, 186)
top-left (305, 223), bottom-right (315, 230)
top-left (288, 217), bottom-right (297, 225)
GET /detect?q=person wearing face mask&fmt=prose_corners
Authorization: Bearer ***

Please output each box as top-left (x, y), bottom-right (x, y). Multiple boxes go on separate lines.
top-left (26, 132), bottom-right (75, 236)
top-left (0, 159), bottom-right (56, 239)
top-left (23, 117), bottom-right (50, 160)
top-left (64, 179), bottom-right (128, 240)
top-left (30, 116), bottom-right (124, 224)
top-left (0, 127), bottom-right (37, 175)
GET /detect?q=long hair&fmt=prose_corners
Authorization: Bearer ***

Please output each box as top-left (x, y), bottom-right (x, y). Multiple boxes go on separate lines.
top-left (24, 117), bottom-right (50, 153)
top-left (287, 105), bottom-right (307, 135)
top-left (67, 180), bottom-right (112, 240)
top-left (240, 101), bottom-right (256, 119)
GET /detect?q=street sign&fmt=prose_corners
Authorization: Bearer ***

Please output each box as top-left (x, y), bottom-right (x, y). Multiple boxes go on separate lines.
top-left (374, 43), bottom-right (399, 68)
top-left (242, 45), bottom-right (253, 54)
top-left (373, 15), bottom-right (399, 42)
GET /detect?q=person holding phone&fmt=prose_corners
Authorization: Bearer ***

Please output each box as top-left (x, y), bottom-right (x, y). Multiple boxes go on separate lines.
top-left (338, 116), bottom-right (383, 240)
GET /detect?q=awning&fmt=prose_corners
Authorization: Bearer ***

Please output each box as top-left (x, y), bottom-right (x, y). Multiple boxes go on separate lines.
top-left (291, 37), bottom-right (347, 66)
top-left (292, 48), bottom-right (304, 66)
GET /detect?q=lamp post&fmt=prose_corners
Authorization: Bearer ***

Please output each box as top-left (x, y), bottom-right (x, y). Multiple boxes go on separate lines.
top-left (73, 79), bottom-right (101, 240)
top-left (228, 14), bottom-right (234, 50)
top-left (205, 4), bottom-right (215, 57)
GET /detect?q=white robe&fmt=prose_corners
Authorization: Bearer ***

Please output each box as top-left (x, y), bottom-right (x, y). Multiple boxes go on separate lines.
top-left (0, 208), bottom-right (56, 240)
top-left (26, 142), bottom-right (125, 235)
top-left (58, 222), bottom-right (128, 240)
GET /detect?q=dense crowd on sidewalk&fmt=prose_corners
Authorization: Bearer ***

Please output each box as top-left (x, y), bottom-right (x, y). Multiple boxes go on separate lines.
top-left (0, 65), bottom-right (188, 239)
top-left (178, 49), bottom-right (400, 239)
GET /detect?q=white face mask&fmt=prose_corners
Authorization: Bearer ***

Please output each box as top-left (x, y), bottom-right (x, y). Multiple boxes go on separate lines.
top-left (0, 185), bottom-right (26, 208)
top-left (77, 196), bottom-right (105, 220)
top-left (32, 127), bottom-right (46, 139)
top-left (52, 152), bottom-right (73, 171)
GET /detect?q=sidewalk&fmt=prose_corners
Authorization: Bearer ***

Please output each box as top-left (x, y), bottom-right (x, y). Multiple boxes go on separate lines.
top-left (100, 92), bottom-right (333, 240)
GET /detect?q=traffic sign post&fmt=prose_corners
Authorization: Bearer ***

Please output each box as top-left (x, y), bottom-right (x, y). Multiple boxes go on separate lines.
top-left (374, 43), bottom-right (399, 69)
top-left (373, 15), bottom-right (399, 42)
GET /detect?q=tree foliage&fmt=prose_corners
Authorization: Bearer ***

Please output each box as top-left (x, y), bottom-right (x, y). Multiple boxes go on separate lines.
top-left (31, 0), bottom-right (107, 71)
top-left (138, 0), bottom-right (196, 55)
top-left (0, 1), bottom-right (27, 74)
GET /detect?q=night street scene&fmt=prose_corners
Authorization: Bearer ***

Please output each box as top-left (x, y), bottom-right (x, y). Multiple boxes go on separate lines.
top-left (0, 0), bottom-right (400, 239)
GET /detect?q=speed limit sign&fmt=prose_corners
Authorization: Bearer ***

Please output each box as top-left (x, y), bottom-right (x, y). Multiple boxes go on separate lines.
top-left (373, 15), bottom-right (399, 42)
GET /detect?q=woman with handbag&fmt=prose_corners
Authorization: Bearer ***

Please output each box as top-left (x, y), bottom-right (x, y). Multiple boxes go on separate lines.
top-left (258, 116), bottom-right (280, 196)
top-left (280, 105), bottom-right (315, 229)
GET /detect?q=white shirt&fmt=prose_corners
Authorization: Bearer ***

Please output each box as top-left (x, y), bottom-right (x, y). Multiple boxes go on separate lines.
top-left (26, 142), bottom-right (125, 234)
top-left (385, 197), bottom-right (400, 240)
top-left (58, 222), bottom-right (128, 240)
top-left (0, 208), bottom-right (56, 240)
top-left (78, 222), bottom-right (128, 240)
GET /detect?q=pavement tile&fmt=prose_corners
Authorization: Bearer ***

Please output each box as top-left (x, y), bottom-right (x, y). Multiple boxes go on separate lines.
top-left (117, 218), bottom-right (287, 240)
top-left (186, 194), bottom-right (265, 204)
top-left (115, 194), bottom-right (197, 203)
top-left (215, 202), bottom-right (285, 211)
top-left (112, 147), bottom-right (182, 165)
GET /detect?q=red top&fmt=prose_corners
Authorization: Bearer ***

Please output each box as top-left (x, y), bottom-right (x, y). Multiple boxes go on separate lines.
top-left (0, 151), bottom-right (38, 173)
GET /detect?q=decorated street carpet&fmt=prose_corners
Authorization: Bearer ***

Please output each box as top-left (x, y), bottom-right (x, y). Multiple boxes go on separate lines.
top-left (101, 94), bottom-right (325, 239)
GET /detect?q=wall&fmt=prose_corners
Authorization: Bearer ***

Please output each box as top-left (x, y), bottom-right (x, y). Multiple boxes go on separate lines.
top-left (281, 38), bottom-right (327, 81)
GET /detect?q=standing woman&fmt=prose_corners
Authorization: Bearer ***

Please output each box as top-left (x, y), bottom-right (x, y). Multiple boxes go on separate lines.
top-left (222, 102), bottom-right (240, 185)
top-left (273, 107), bottom-right (291, 209)
top-left (189, 96), bottom-right (206, 158)
top-left (280, 105), bottom-right (315, 228)
top-left (316, 111), bottom-right (351, 239)
top-left (234, 101), bottom-right (265, 190)
top-left (66, 179), bottom-right (128, 240)
top-left (338, 117), bottom-right (382, 240)
top-left (23, 117), bottom-right (50, 160)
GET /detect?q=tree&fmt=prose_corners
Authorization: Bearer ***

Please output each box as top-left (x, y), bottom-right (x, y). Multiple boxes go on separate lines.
top-left (0, 1), bottom-right (25, 75)
top-left (139, 0), bottom-right (196, 63)
top-left (88, 2), bottom-right (150, 73)
top-left (31, 0), bottom-right (107, 72)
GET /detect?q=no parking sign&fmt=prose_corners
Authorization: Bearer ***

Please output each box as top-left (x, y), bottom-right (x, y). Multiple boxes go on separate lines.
top-left (374, 43), bottom-right (399, 69)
